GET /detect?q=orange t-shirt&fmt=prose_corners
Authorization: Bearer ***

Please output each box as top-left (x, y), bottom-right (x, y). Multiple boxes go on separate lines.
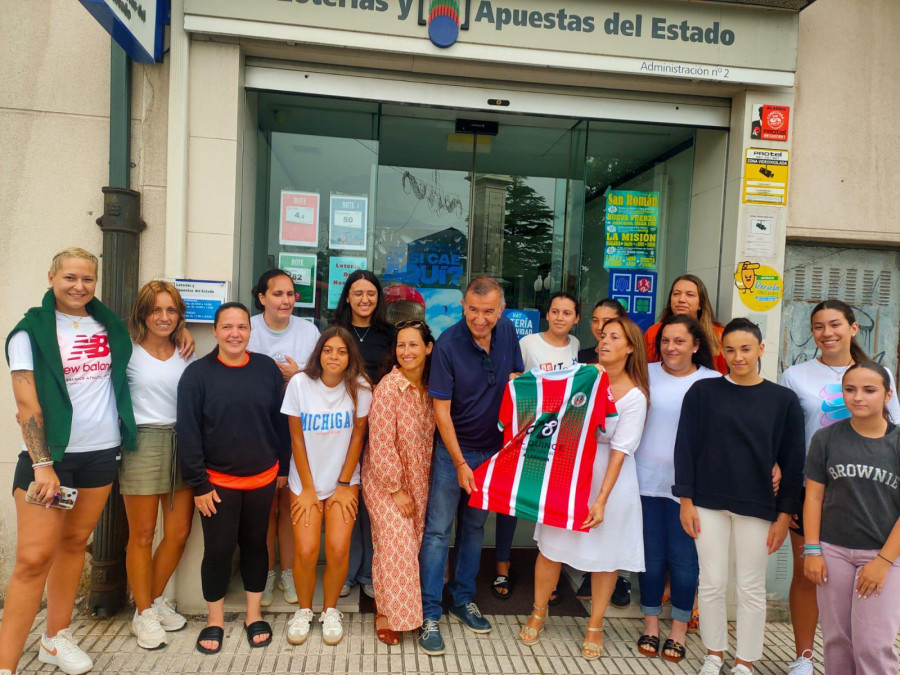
top-left (644, 321), bottom-right (727, 374)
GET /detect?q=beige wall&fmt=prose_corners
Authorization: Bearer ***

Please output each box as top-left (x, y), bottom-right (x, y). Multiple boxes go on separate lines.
top-left (0, 0), bottom-right (168, 592)
top-left (789, 0), bottom-right (900, 244)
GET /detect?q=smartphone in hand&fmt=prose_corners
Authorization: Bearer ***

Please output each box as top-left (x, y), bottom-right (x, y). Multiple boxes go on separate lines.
top-left (24, 482), bottom-right (78, 509)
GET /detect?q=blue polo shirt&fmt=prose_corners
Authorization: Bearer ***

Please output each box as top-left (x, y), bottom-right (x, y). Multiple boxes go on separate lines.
top-left (428, 316), bottom-right (524, 455)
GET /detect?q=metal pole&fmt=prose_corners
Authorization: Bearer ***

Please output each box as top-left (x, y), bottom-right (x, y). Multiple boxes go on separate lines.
top-left (89, 39), bottom-right (145, 617)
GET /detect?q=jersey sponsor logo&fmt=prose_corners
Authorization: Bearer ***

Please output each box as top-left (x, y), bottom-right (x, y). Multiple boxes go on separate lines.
top-left (68, 334), bottom-right (110, 360)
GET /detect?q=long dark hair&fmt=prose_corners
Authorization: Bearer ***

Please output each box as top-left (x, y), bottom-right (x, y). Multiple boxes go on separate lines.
top-left (844, 361), bottom-right (892, 423)
top-left (594, 297), bottom-right (627, 318)
top-left (658, 274), bottom-right (722, 357)
top-left (252, 268), bottom-right (294, 311)
top-left (302, 326), bottom-right (371, 408)
top-left (811, 299), bottom-right (869, 364)
top-left (332, 270), bottom-right (392, 332)
top-left (387, 320), bottom-right (436, 387)
top-left (655, 314), bottom-right (714, 371)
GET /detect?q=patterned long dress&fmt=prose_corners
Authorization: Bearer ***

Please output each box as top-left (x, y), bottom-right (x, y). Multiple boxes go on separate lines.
top-left (361, 367), bottom-right (435, 631)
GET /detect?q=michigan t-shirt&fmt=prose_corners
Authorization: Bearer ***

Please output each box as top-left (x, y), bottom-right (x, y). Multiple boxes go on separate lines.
top-left (8, 313), bottom-right (121, 453)
top-left (281, 372), bottom-right (372, 499)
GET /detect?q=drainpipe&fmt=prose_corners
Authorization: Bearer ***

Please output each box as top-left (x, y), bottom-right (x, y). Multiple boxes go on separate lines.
top-left (89, 39), bottom-right (146, 617)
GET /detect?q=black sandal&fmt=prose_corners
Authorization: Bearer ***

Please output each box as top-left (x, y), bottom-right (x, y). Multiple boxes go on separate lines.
top-left (660, 638), bottom-right (686, 663)
top-left (637, 634), bottom-right (659, 657)
top-left (491, 573), bottom-right (516, 600)
top-left (244, 620), bottom-right (273, 648)
top-left (548, 579), bottom-right (563, 606)
top-left (196, 626), bottom-right (224, 654)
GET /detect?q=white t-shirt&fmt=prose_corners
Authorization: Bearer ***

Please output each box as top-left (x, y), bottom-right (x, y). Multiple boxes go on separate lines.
top-left (519, 332), bottom-right (580, 372)
top-left (635, 362), bottom-right (722, 502)
top-left (7, 313), bottom-right (121, 453)
top-left (780, 358), bottom-right (900, 451)
top-left (248, 314), bottom-right (319, 370)
top-left (126, 344), bottom-right (194, 425)
top-left (281, 372), bottom-right (372, 499)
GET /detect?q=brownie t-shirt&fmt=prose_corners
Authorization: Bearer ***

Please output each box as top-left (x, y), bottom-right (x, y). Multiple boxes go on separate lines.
top-left (805, 420), bottom-right (900, 550)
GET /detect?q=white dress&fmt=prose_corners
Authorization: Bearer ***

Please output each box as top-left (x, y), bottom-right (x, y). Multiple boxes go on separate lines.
top-left (534, 387), bottom-right (647, 572)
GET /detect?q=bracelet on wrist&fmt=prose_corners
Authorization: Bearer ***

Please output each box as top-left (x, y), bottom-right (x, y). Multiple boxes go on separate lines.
top-left (877, 553), bottom-right (894, 565)
top-left (32, 459), bottom-right (54, 469)
top-left (337, 480), bottom-right (351, 487)
top-left (455, 460), bottom-right (467, 469)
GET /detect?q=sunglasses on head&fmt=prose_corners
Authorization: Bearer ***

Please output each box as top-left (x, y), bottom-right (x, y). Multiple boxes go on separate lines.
top-left (396, 320), bottom-right (426, 330)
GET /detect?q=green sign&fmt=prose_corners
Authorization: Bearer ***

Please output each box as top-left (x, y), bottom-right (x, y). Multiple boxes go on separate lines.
top-left (603, 190), bottom-right (659, 270)
top-left (279, 252), bottom-right (317, 309)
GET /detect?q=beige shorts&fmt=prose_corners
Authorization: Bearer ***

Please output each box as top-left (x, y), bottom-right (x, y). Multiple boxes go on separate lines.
top-left (119, 425), bottom-right (189, 496)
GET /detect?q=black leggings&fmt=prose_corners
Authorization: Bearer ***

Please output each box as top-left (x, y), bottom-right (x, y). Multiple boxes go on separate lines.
top-left (199, 481), bottom-right (276, 602)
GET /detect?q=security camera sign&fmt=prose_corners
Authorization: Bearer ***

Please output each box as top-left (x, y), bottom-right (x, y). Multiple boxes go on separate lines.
top-left (742, 148), bottom-right (789, 207)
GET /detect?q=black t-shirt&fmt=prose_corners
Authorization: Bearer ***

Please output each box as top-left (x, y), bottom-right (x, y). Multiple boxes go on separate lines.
top-left (349, 324), bottom-right (395, 385)
top-left (805, 420), bottom-right (900, 550)
top-left (577, 346), bottom-right (599, 364)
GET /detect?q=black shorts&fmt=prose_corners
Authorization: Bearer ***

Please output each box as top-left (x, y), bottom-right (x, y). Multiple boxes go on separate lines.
top-left (791, 486), bottom-right (806, 539)
top-left (12, 448), bottom-right (120, 495)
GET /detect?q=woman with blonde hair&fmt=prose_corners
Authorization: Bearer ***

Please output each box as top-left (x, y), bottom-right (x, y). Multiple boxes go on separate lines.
top-left (120, 280), bottom-right (196, 649)
top-left (523, 316), bottom-right (649, 661)
top-left (2, 247), bottom-right (137, 675)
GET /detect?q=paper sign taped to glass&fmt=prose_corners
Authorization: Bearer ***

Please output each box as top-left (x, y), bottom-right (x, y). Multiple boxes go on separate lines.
top-left (470, 365), bottom-right (617, 532)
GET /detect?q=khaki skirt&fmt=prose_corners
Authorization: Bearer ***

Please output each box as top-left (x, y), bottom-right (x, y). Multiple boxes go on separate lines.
top-left (119, 425), bottom-right (189, 496)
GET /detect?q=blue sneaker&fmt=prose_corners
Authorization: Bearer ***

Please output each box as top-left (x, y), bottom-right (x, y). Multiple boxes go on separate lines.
top-left (418, 619), bottom-right (445, 656)
top-left (449, 602), bottom-right (492, 634)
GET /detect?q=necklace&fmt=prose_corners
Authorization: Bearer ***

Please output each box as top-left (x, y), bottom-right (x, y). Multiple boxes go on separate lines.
top-left (352, 325), bottom-right (371, 343)
top-left (58, 311), bottom-right (85, 330)
top-left (818, 356), bottom-right (852, 377)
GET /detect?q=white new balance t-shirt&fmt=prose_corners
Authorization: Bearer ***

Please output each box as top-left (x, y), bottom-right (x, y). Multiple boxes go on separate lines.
top-left (7, 313), bottom-right (121, 453)
top-left (635, 362), bottom-right (722, 502)
top-left (281, 372), bottom-right (372, 499)
top-left (248, 314), bottom-right (320, 371)
top-left (519, 332), bottom-right (580, 372)
top-left (127, 344), bottom-right (194, 425)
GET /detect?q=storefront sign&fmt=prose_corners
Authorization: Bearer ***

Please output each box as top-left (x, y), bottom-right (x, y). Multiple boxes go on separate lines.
top-left (79, 0), bottom-right (166, 63)
top-left (604, 190), bottom-right (659, 270)
top-left (503, 308), bottom-right (541, 340)
top-left (609, 270), bottom-right (656, 332)
top-left (751, 104), bottom-right (791, 142)
top-left (327, 257), bottom-right (367, 310)
top-left (383, 240), bottom-right (466, 288)
top-left (329, 195), bottom-right (368, 251)
top-left (742, 149), bottom-right (790, 206)
top-left (280, 190), bottom-right (320, 247)
top-left (186, 0), bottom-right (799, 79)
top-left (734, 261), bottom-right (784, 312)
top-left (172, 278), bottom-right (229, 324)
top-left (279, 252), bottom-right (318, 308)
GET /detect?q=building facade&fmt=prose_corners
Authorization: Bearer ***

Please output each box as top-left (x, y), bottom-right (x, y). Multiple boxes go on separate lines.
top-left (1, 0), bottom-right (898, 609)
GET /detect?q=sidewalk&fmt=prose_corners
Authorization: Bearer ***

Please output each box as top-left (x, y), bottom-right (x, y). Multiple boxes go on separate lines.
top-left (10, 610), bottom-right (836, 674)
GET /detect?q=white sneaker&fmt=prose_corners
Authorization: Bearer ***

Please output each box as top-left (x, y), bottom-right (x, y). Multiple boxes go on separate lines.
top-left (787, 650), bottom-right (815, 675)
top-left (0, 669), bottom-right (15, 674)
top-left (339, 584), bottom-right (352, 598)
top-left (278, 569), bottom-right (298, 604)
top-left (261, 569), bottom-right (276, 607)
top-left (698, 654), bottom-right (724, 675)
top-left (38, 628), bottom-right (93, 675)
top-left (152, 596), bottom-right (187, 632)
top-left (287, 608), bottom-right (314, 645)
top-left (730, 666), bottom-right (752, 675)
top-left (131, 608), bottom-right (168, 650)
top-left (320, 608), bottom-right (344, 646)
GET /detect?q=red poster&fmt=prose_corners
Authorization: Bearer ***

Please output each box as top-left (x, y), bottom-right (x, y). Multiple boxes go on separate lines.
top-left (280, 190), bottom-right (319, 247)
top-left (751, 104), bottom-right (791, 142)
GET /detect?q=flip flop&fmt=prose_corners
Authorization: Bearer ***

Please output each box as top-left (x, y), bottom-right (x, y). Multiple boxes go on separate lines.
top-left (375, 614), bottom-right (399, 646)
top-left (244, 620), bottom-right (272, 648)
top-left (196, 626), bottom-right (224, 654)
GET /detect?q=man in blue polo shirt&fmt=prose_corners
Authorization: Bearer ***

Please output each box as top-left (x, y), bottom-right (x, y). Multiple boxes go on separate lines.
top-left (418, 276), bottom-right (524, 656)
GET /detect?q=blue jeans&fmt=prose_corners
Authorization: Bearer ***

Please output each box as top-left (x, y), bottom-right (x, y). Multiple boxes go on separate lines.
top-left (346, 488), bottom-right (373, 587)
top-left (495, 513), bottom-right (517, 564)
top-left (420, 439), bottom-right (492, 621)
top-left (638, 495), bottom-right (698, 623)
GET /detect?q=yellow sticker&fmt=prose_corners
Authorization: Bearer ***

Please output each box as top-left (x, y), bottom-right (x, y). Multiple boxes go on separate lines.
top-left (742, 148), bottom-right (789, 206)
top-left (734, 261), bottom-right (783, 312)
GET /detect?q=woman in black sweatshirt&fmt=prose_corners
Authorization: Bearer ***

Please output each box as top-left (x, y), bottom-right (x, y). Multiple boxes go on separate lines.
top-left (177, 302), bottom-right (287, 655)
top-left (673, 318), bottom-right (805, 675)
